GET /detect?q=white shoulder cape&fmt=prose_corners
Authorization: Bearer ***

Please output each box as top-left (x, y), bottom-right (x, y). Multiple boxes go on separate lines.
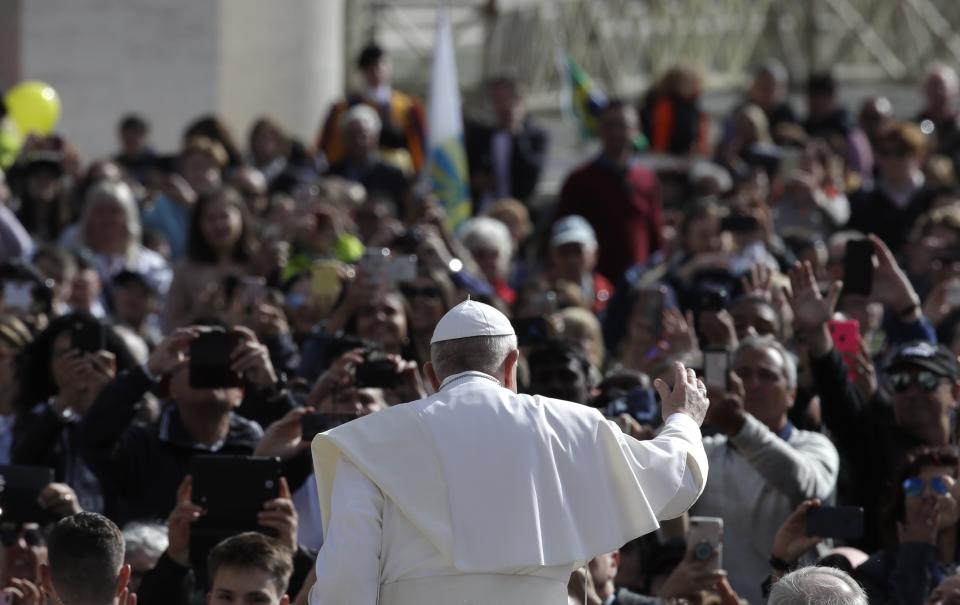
top-left (312, 377), bottom-right (702, 572)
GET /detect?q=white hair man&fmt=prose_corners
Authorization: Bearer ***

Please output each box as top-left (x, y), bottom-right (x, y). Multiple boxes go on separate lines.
top-left (310, 300), bottom-right (710, 604)
top-left (770, 566), bottom-right (868, 605)
top-left (328, 103), bottom-right (410, 214)
top-left (459, 217), bottom-right (514, 295)
top-left (691, 335), bottom-right (840, 604)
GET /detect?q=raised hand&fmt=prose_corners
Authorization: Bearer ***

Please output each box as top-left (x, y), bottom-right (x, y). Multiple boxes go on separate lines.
top-left (166, 476), bottom-right (204, 567)
top-left (786, 261), bottom-right (842, 332)
top-left (258, 478), bottom-right (298, 551)
top-left (868, 234), bottom-right (921, 314)
top-left (654, 362), bottom-right (710, 426)
top-left (772, 499), bottom-right (824, 565)
top-left (741, 263), bottom-right (775, 302)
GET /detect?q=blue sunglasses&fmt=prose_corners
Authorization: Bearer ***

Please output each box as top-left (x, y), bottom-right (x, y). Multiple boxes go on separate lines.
top-left (903, 476), bottom-right (950, 497)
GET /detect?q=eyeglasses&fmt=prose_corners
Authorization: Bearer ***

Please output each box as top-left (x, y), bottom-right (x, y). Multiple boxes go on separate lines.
top-left (889, 371), bottom-right (944, 393)
top-left (0, 526), bottom-right (44, 548)
top-left (903, 476), bottom-right (951, 497)
top-left (401, 286), bottom-right (442, 300)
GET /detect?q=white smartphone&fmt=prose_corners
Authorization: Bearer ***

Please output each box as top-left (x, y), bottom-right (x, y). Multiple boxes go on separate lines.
top-left (688, 516), bottom-right (724, 572)
top-left (702, 349), bottom-right (730, 391)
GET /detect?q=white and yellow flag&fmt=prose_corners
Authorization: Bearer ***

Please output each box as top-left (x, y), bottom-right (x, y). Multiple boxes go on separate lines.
top-left (427, 2), bottom-right (471, 230)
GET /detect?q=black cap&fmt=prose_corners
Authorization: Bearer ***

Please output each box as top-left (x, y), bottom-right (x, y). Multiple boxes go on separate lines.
top-left (886, 340), bottom-right (959, 380)
top-left (357, 43), bottom-right (385, 69)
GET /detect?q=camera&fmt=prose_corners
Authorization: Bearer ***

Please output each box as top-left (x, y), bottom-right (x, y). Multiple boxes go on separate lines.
top-left (354, 352), bottom-right (402, 389)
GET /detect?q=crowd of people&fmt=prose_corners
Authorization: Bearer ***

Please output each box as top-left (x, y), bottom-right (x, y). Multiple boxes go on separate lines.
top-left (2, 39), bottom-right (960, 604)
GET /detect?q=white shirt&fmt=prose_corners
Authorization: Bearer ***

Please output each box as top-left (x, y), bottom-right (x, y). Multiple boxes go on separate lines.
top-left (310, 373), bottom-right (707, 604)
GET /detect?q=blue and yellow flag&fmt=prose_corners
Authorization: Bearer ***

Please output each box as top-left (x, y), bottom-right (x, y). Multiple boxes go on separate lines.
top-left (427, 4), bottom-right (471, 230)
top-left (558, 52), bottom-right (608, 140)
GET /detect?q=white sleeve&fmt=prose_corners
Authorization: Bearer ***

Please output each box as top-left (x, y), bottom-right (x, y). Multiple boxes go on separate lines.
top-left (645, 413), bottom-right (708, 519)
top-left (310, 458), bottom-right (384, 605)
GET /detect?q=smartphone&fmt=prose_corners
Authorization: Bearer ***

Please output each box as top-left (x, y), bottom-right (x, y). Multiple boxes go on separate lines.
top-left (641, 289), bottom-right (665, 339)
top-left (360, 247), bottom-right (391, 284)
top-left (511, 316), bottom-right (550, 348)
top-left (301, 412), bottom-right (358, 440)
top-left (153, 154), bottom-right (179, 175)
top-left (828, 319), bottom-right (861, 381)
top-left (387, 254), bottom-right (418, 283)
top-left (605, 387), bottom-right (659, 425)
top-left (0, 465), bottom-right (55, 524)
top-left (2, 282), bottom-right (33, 313)
top-left (806, 506), bottom-right (864, 540)
top-left (354, 356), bottom-right (401, 389)
top-left (720, 214), bottom-right (761, 234)
top-left (688, 516), bottom-right (723, 572)
top-left (702, 349), bottom-right (730, 391)
top-left (698, 285), bottom-right (730, 314)
top-left (71, 320), bottom-right (106, 353)
top-left (778, 147), bottom-right (802, 182)
top-left (189, 455), bottom-right (281, 581)
top-left (842, 239), bottom-right (875, 296)
top-left (189, 329), bottom-right (244, 389)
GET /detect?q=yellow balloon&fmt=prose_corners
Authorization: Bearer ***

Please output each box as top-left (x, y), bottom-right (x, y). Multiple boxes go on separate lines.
top-left (4, 81), bottom-right (61, 136)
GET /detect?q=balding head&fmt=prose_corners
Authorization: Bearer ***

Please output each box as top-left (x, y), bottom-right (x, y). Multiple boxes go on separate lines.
top-left (769, 567), bottom-right (867, 605)
top-left (427, 334), bottom-right (519, 392)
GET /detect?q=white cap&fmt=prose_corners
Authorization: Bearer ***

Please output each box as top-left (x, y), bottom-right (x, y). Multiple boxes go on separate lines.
top-left (430, 299), bottom-right (516, 344)
top-left (550, 215), bottom-right (597, 249)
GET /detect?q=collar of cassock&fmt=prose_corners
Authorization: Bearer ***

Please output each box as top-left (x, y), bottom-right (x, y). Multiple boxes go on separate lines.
top-left (439, 371), bottom-right (502, 391)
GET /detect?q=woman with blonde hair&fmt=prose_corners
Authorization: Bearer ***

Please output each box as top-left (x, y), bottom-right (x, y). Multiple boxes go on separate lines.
top-left (72, 180), bottom-right (171, 296)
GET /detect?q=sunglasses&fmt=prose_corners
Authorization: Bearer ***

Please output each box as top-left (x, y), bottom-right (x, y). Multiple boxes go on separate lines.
top-left (889, 371), bottom-right (944, 393)
top-left (401, 286), bottom-right (442, 300)
top-left (903, 476), bottom-right (951, 497)
top-left (0, 526), bottom-right (44, 548)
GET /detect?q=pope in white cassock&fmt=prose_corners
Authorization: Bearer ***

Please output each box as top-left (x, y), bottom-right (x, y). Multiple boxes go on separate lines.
top-left (309, 300), bottom-right (710, 604)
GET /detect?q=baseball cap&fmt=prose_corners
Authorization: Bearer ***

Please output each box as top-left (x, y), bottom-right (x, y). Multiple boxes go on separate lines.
top-left (886, 340), bottom-right (959, 380)
top-left (550, 216), bottom-right (597, 249)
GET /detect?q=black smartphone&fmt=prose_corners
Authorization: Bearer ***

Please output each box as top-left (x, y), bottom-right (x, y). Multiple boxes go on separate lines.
top-left (842, 240), bottom-right (875, 296)
top-left (805, 505), bottom-right (864, 540)
top-left (189, 455), bottom-right (281, 584)
top-left (511, 316), bottom-right (550, 348)
top-left (301, 412), bottom-right (358, 440)
top-left (0, 465), bottom-right (55, 524)
top-left (354, 356), bottom-right (401, 389)
top-left (154, 154), bottom-right (180, 175)
top-left (720, 214), bottom-right (761, 234)
top-left (702, 349), bottom-right (730, 391)
top-left (71, 320), bottom-right (106, 353)
top-left (189, 329), bottom-right (244, 389)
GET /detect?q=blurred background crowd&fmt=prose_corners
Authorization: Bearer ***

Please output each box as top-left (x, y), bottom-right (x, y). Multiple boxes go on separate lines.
top-left (2, 20), bottom-right (960, 605)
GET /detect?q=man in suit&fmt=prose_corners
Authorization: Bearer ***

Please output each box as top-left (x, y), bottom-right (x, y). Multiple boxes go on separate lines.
top-left (466, 76), bottom-right (550, 212)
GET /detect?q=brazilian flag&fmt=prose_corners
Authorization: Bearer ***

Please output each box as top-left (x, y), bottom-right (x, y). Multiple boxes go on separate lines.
top-left (561, 54), bottom-right (608, 139)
